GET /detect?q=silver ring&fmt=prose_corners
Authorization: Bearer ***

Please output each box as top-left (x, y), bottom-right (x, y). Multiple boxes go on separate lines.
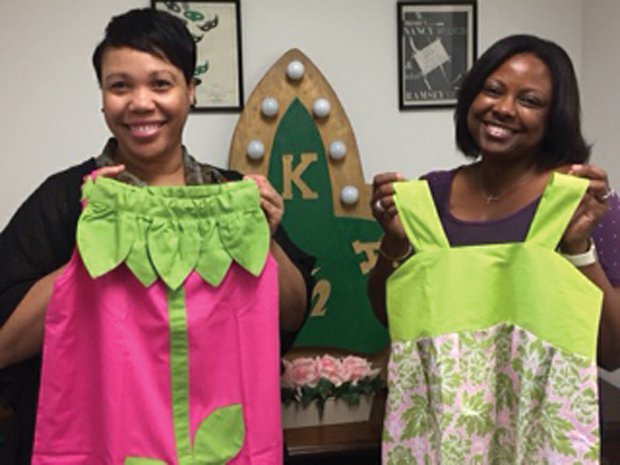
top-left (375, 199), bottom-right (385, 213)
top-left (599, 188), bottom-right (615, 201)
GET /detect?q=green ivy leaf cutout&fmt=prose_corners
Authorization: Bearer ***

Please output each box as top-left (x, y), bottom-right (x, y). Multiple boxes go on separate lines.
top-left (193, 404), bottom-right (245, 464)
top-left (77, 178), bottom-right (269, 290)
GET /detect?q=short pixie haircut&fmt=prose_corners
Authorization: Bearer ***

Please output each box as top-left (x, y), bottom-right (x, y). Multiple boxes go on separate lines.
top-left (454, 34), bottom-right (590, 168)
top-left (92, 8), bottom-right (196, 85)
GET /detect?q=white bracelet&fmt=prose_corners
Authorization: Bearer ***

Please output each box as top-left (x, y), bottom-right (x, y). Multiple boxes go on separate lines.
top-left (561, 240), bottom-right (598, 267)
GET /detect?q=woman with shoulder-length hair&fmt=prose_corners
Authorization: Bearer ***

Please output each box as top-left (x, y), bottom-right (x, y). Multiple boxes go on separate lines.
top-left (369, 34), bottom-right (620, 464)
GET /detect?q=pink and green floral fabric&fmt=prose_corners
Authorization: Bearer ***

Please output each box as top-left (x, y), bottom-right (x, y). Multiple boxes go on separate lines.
top-left (32, 177), bottom-right (281, 464)
top-left (384, 173), bottom-right (603, 464)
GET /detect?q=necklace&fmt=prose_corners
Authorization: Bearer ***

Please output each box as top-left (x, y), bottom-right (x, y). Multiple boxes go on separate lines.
top-left (477, 166), bottom-right (537, 205)
top-left (484, 193), bottom-right (500, 205)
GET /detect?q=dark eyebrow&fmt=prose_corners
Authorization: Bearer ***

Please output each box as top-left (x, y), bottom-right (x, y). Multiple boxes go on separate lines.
top-left (102, 72), bottom-right (130, 84)
top-left (102, 70), bottom-right (179, 84)
top-left (150, 70), bottom-right (181, 82)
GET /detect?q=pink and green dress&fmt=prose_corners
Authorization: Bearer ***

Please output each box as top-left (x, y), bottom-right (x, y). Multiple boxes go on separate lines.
top-left (32, 177), bottom-right (281, 464)
top-left (383, 173), bottom-right (603, 464)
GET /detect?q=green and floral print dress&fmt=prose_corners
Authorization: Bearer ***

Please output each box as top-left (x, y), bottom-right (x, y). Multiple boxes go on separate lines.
top-left (383, 173), bottom-right (602, 464)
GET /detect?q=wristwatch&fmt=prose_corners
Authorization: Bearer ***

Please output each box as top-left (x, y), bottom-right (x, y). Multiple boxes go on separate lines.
top-left (561, 240), bottom-right (597, 267)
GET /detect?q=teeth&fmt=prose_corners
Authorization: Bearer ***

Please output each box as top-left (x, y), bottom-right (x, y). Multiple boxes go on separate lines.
top-left (134, 125), bottom-right (159, 131)
top-left (129, 124), bottom-right (160, 137)
top-left (486, 124), bottom-right (512, 137)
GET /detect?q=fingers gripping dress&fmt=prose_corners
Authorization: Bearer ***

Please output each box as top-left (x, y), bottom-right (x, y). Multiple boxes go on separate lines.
top-left (383, 173), bottom-right (602, 464)
top-left (32, 177), bottom-right (282, 465)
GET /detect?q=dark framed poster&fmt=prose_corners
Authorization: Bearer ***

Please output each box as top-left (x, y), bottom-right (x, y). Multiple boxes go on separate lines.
top-left (397, 1), bottom-right (477, 109)
top-left (152, 0), bottom-right (244, 112)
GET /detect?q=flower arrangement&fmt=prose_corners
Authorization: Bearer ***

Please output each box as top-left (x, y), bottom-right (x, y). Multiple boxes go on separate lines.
top-left (281, 354), bottom-right (384, 413)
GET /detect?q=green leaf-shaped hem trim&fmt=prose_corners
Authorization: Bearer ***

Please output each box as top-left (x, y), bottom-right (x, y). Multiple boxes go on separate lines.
top-left (77, 177), bottom-right (270, 290)
top-left (193, 404), bottom-right (245, 464)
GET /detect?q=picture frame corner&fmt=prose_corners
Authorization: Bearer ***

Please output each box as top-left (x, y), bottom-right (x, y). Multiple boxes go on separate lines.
top-left (397, 0), bottom-right (477, 111)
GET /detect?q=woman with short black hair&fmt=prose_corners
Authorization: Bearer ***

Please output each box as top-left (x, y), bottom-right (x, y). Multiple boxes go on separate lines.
top-left (0, 8), bottom-right (314, 464)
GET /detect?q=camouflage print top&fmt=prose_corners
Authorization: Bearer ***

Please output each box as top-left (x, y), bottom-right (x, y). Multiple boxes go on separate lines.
top-left (96, 138), bottom-right (228, 186)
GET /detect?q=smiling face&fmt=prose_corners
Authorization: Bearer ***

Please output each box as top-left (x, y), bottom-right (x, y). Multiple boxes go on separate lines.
top-left (466, 52), bottom-right (552, 163)
top-left (100, 46), bottom-right (195, 167)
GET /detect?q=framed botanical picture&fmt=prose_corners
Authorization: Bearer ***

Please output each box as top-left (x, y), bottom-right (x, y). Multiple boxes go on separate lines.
top-left (152, 0), bottom-right (244, 112)
top-left (397, 1), bottom-right (477, 109)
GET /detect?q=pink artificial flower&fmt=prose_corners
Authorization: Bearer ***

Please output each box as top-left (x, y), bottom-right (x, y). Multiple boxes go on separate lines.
top-left (317, 355), bottom-right (344, 387)
top-left (281, 359), bottom-right (296, 389)
top-left (341, 356), bottom-right (380, 384)
top-left (281, 354), bottom-right (381, 390)
top-left (290, 357), bottom-right (320, 388)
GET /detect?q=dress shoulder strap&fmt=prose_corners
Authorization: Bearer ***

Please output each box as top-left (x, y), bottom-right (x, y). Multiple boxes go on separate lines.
top-left (392, 180), bottom-right (449, 252)
top-left (525, 172), bottom-right (588, 249)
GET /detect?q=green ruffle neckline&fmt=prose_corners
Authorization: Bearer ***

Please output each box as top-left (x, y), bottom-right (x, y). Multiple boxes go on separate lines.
top-left (76, 177), bottom-right (270, 290)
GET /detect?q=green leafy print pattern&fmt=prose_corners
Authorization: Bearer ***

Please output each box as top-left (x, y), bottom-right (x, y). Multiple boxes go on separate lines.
top-left (386, 445), bottom-right (418, 465)
top-left (456, 390), bottom-right (494, 436)
top-left (401, 394), bottom-right (437, 440)
top-left (383, 323), bottom-right (599, 464)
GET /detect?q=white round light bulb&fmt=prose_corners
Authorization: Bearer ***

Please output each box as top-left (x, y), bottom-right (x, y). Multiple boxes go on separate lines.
top-left (340, 185), bottom-right (359, 205)
top-left (312, 98), bottom-right (331, 118)
top-left (286, 60), bottom-right (305, 80)
top-left (329, 140), bottom-right (347, 160)
top-left (260, 97), bottom-right (279, 118)
top-left (246, 140), bottom-right (265, 160)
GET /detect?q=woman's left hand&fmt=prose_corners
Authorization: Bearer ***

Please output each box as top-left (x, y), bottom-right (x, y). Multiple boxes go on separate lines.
top-left (83, 164), bottom-right (126, 182)
top-left (244, 174), bottom-right (307, 331)
top-left (244, 174), bottom-right (284, 235)
top-left (561, 163), bottom-right (612, 253)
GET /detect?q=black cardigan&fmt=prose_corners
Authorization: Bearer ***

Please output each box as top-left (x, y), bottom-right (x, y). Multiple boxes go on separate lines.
top-left (0, 158), bottom-right (315, 464)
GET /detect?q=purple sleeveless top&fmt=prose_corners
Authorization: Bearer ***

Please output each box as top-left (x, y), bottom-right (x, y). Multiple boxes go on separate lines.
top-left (424, 169), bottom-right (620, 286)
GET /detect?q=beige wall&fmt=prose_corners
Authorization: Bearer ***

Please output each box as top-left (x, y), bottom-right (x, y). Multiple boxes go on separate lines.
top-left (0, 0), bottom-right (593, 229)
top-left (582, 0), bottom-right (620, 187)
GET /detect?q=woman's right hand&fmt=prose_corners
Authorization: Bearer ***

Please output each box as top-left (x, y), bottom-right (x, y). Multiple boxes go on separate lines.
top-left (368, 172), bottom-right (409, 325)
top-left (371, 172), bottom-right (408, 243)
